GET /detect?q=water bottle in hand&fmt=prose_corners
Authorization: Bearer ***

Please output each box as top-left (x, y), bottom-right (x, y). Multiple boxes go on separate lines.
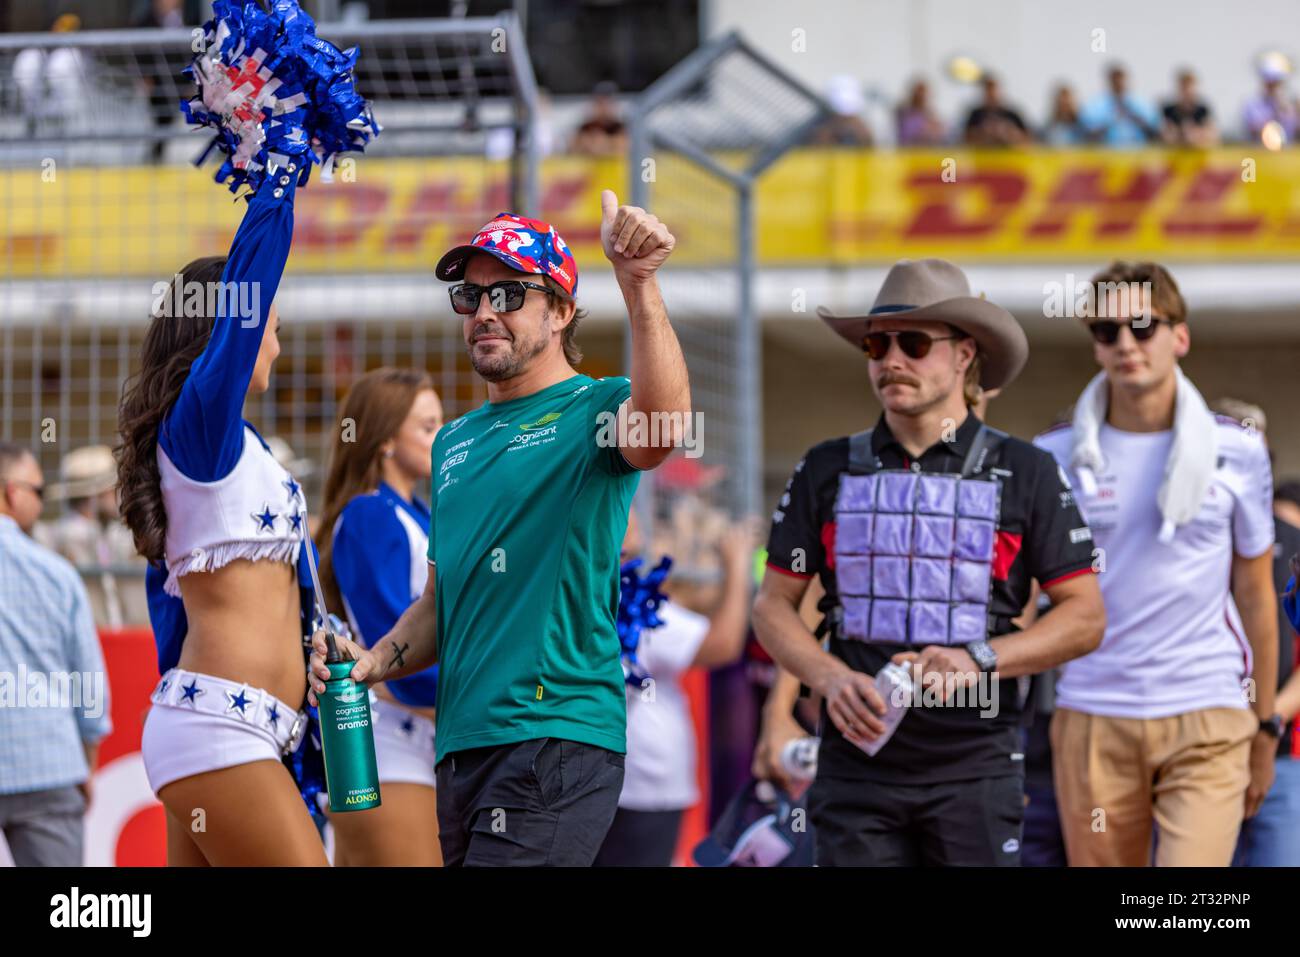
top-left (856, 662), bottom-right (914, 757)
top-left (779, 736), bottom-right (820, 781)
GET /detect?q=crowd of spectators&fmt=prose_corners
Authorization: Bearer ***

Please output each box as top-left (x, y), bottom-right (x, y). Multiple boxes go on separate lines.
top-left (816, 59), bottom-right (1298, 149)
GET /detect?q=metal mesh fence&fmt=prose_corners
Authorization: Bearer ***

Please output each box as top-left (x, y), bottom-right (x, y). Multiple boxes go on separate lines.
top-left (629, 33), bottom-right (826, 578)
top-left (0, 15), bottom-right (538, 524)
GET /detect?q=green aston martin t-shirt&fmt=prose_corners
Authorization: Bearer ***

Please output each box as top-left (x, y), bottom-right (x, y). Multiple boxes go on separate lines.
top-left (427, 374), bottom-right (640, 761)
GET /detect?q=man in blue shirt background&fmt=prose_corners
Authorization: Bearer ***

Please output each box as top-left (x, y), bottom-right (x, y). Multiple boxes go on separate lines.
top-left (0, 441), bottom-right (112, 866)
top-left (1081, 64), bottom-right (1161, 145)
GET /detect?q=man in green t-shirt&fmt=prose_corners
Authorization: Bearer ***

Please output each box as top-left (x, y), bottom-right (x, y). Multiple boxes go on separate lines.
top-left (309, 191), bottom-right (690, 866)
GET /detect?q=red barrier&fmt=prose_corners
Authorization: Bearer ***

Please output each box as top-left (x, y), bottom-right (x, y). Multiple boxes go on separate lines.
top-left (92, 629), bottom-right (713, 867)
top-left (88, 628), bottom-right (167, 866)
top-left (673, 667), bottom-right (711, 866)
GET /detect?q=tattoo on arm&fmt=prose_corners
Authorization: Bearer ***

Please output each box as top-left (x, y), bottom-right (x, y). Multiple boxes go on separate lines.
top-left (390, 642), bottom-right (409, 671)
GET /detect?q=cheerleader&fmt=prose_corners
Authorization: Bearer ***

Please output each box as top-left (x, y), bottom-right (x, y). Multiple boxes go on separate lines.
top-left (117, 171), bottom-right (326, 865)
top-left (114, 0), bottom-right (377, 865)
top-left (316, 368), bottom-right (443, 865)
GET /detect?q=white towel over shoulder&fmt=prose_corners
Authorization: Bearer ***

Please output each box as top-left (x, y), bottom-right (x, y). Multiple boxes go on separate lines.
top-left (1069, 366), bottom-right (1218, 544)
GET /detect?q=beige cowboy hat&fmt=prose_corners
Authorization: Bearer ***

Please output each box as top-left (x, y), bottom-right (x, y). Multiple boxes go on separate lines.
top-left (816, 258), bottom-right (1029, 391)
top-left (50, 444), bottom-right (117, 500)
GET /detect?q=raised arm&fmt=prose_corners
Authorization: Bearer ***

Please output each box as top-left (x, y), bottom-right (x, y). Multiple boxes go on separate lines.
top-left (599, 189), bottom-right (691, 471)
top-left (159, 169), bottom-right (299, 480)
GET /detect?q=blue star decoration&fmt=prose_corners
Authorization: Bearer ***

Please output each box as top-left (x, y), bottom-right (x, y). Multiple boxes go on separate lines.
top-left (156, 677), bottom-right (170, 697)
top-left (283, 477), bottom-right (301, 503)
top-left (180, 679), bottom-right (204, 705)
top-left (267, 703), bottom-right (281, 729)
top-left (400, 716), bottom-right (415, 737)
top-left (226, 687), bottom-right (251, 716)
top-left (288, 509), bottom-right (304, 534)
top-left (253, 504), bottom-right (279, 532)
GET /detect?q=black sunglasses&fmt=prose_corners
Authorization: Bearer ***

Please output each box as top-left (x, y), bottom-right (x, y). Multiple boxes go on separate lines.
top-left (448, 280), bottom-right (555, 315)
top-left (1087, 318), bottom-right (1172, 345)
top-left (862, 330), bottom-right (962, 361)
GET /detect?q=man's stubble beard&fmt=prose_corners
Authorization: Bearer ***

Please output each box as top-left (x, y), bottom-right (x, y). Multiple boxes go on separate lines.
top-left (468, 314), bottom-right (553, 382)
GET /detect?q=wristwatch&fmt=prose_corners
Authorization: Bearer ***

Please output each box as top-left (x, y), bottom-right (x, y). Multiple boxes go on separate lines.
top-left (966, 639), bottom-right (998, 674)
top-left (1259, 714), bottom-right (1284, 739)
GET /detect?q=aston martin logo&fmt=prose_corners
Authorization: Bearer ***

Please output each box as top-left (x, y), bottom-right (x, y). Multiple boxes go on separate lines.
top-left (520, 412), bottom-right (562, 430)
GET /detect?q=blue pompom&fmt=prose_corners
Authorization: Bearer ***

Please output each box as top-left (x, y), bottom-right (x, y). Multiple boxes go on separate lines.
top-left (182, 0), bottom-right (380, 195)
top-left (283, 706), bottom-right (328, 831)
top-left (617, 555), bottom-right (673, 687)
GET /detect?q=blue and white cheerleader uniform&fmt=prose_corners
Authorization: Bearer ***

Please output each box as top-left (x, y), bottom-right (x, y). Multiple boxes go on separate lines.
top-left (331, 482), bottom-right (439, 788)
top-left (140, 169), bottom-right (317, 795)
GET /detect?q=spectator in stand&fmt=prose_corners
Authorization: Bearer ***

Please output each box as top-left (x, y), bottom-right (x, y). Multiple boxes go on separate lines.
top-left (0, 442), bottom-right (112, 866)
top-left (1243, 58), bottom-right (1298, 146)
top-left (1041, 84), bottom-right (1086, 145)
top-left (132, 0), bottom-right (185, 28)
top-left (1080, 64), bottom-right (1161, 146)
top-left (571, 81), bottom-right (628, 156)
top-left (12, 14), bottom-right (91, 138)
top-left (809, 75), bottom-right (874, 147)
top-left (895, 78), bottom-right (946, 146)
top-left (132, 0), bottom-right (189, 164)
top-left (963, 73), bottom-right (1030, 146)
top-left (1161, 69), bottom-right (1218, 147)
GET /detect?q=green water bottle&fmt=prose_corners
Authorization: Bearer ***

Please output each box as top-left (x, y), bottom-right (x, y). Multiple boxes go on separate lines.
top-left (301, 518), bottom-right (381, 812)
top-left (316, 636), bottom-right (381, 812)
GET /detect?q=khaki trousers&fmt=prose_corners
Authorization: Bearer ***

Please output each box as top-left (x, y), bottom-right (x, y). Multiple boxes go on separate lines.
top-left (1051, 706), bottom-right (1256, 866)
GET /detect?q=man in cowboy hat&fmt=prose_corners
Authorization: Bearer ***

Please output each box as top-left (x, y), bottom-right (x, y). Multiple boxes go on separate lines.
top-left (753, 258), bottom-right (1106, 866)
top-left (35, 445), bottom-right (142, 627)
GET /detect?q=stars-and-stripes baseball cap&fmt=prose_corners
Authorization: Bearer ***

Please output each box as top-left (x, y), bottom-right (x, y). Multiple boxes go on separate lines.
top-left (435, 212), bottom-right (579, 296)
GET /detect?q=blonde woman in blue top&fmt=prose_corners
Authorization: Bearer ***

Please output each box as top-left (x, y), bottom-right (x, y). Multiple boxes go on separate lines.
top-left (317, 368), bottom-right (443, 865)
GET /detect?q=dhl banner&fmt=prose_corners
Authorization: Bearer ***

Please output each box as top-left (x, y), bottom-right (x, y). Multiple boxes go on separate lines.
top-left (4, 148), bottom-right (1300, 279)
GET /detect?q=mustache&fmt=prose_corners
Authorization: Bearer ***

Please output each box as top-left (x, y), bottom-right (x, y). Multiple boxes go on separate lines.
top-left (876, 372), bottom-right (920, 389)
top-left (470, 324), bottom-right (513, 342)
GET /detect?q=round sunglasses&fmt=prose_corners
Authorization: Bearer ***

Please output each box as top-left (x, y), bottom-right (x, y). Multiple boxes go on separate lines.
top-left (1086, 318), bottom-right (1172, 345)
top-left (862, 330), bottom-right (962, 361)
top-left (448, 280), bottom-right (555, 315)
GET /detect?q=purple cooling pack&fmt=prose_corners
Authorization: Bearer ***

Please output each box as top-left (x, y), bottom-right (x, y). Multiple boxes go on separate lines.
top-left (834, 471), bottom-right (1001, 645)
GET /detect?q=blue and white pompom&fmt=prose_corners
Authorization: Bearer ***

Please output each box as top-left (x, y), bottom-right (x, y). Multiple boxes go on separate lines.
top-left (618, 555), bottom-right (673, 688)
top-left (181, 0), bottom-right (380, 195)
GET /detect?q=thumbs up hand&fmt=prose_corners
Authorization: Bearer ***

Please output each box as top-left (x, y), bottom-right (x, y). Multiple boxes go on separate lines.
top-left (600, 188), bottom-right (675, 284)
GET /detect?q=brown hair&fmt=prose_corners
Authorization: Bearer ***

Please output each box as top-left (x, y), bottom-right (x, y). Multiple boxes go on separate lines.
top-left (316, 367), bottom-right (435, 614)
top-left (1087, 260), bottom-right (1187, 323)
top-left (543, 276), bottom-right (586, 367)
top-left (116, 256), bottom-right (228, 562)
top-left (945, 323), bottom-right (983, 407)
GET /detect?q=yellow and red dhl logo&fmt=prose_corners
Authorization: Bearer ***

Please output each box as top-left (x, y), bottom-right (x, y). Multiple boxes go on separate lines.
top-left (3, 148), bottom-right (1299, 277)
top-left (812, 152), bottom-right (1285, 253)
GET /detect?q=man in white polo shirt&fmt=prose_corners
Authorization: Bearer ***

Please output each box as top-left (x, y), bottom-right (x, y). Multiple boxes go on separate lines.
top-left (1036, 261), bottom-right (1279, 866)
